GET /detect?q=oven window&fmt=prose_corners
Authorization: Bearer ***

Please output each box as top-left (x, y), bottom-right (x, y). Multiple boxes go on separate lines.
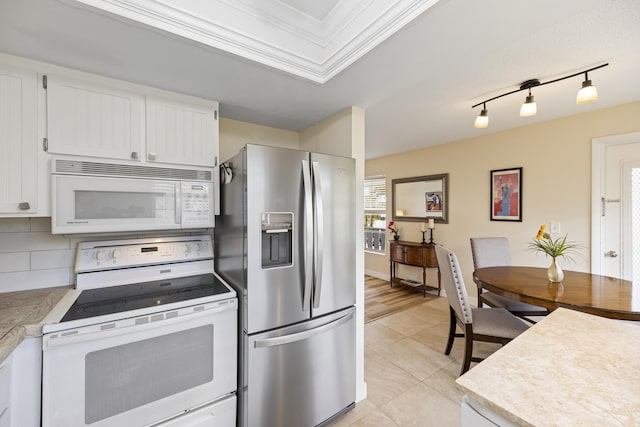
top-left (75, 190), bottom-right (165, 219)
top-left (84, 325), bottom-right (213, 424)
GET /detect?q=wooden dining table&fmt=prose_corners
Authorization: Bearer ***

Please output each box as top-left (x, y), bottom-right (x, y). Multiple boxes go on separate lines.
top-left (474, 266), bottom-right (640, 321)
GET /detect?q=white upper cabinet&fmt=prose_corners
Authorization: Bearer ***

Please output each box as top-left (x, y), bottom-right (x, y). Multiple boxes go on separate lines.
top-left (45, 74), bottom-right (218, 167)
top-left (0, 64), bottom-right (38, 214)
top-left (45, 75), bottom-right (145, 161)
top-left (146, 96), bottom-right (218, 167)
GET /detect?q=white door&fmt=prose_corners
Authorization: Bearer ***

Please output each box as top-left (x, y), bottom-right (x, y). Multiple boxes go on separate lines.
top-left (592, 132), bottom-right (640, 281)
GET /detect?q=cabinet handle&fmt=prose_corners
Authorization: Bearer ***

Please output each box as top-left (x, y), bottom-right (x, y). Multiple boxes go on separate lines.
top-left (19, 202), bottom-right (31, 210)
top-left (131, 151), bottom-right (139, 160)
top-left (148, 152), bottom-right (157, 161)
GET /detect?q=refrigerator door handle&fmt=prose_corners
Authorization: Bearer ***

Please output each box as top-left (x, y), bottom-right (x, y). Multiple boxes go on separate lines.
top-left (253, 311), bottom-right (353, 348)
top-left (302, 159), bottom-right (314, 311)
top-left (311, 160), bottom-right (324, 308)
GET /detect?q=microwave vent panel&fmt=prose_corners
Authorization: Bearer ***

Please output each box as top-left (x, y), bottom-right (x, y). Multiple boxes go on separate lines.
top-left (54, 159), bottom-right (212, 181)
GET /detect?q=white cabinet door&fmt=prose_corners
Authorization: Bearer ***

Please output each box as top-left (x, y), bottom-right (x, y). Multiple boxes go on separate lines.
top-left (9, 338), bottom-right (41, 427)
top-left (0, 337), bottom-right (41, 427)
top-left (0, 351), bottom-right (12, 427)
top-left (146, 96), bottom-right (218, 167)
top-left (46, 74), bottom-right (144, 161)
top-left (0, 64), bottom-right (38, 214)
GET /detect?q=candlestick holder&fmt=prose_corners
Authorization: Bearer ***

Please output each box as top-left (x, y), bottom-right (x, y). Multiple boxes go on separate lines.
top-left (421, 230), bottom-right (426, 244)
top-left (429, 228), bottom-right (434, 244)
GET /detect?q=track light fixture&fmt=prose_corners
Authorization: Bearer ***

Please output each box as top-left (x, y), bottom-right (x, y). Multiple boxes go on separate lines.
top-left (472, 63), bottom-right (608, 128)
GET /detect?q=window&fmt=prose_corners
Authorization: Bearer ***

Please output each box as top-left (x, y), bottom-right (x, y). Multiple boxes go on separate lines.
top-left (364, 176), bottom-right (387, 254)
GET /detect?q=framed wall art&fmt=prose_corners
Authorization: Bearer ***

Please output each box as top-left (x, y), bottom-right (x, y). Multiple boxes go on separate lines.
top-left (490, 167), bottom-right (522, 221)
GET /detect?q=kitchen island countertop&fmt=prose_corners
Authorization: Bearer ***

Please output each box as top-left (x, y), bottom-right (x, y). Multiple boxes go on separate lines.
top-left (456, 307), bottom-right (640, 426)
top-left (0, 286), bottom-right (72, 363)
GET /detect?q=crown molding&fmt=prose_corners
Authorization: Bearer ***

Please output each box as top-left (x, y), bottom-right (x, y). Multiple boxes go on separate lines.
top-left (74, 0), bottom-right (440, 83)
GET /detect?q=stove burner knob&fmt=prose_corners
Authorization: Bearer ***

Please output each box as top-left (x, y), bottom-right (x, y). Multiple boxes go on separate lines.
top-left (184, 244), bottom-right (192, 253)
top-left (194, 243), bottom-right (201, 252)
top-left (94, 250), bottom-right (105, 260)
top-left (111, 249), bottom-right (121, 259)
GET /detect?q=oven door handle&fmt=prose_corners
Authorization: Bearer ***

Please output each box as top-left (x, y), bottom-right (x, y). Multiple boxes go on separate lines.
top-left (43, 302), bottom-right (234, 349)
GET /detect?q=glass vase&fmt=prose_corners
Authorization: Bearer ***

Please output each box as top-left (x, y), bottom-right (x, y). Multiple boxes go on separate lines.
top-left (547, 257), bottom-right (564, 282)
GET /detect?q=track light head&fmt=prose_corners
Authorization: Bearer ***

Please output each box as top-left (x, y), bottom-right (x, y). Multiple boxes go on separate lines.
top-left (576, 72), bottom-right (598, 104)
top-left (520, 89), bottom-right (537, 117)
top-left (474, 103), bottom-right (489, 128)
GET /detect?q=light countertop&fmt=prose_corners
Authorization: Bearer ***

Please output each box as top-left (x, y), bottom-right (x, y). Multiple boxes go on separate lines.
top-left (0, 286), bottom-right (72, 364)
top-left (456, 308), bottom-right (640, 426)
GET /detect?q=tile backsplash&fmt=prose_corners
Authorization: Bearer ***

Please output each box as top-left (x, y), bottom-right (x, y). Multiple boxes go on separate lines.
top-left (0, 218), bottom-right (76, 293)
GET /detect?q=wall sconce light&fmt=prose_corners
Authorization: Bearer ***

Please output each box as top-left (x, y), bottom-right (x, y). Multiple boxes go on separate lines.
top-left (472, 63), bottom-right (608, 128)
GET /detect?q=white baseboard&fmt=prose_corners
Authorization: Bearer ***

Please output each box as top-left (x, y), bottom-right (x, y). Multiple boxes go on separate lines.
top-left (364, 269), bottom-right (387, 280)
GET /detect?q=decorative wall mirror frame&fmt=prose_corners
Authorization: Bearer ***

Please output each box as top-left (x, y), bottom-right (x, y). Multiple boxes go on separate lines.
top-left (392, 173), bottom-right (449, 223)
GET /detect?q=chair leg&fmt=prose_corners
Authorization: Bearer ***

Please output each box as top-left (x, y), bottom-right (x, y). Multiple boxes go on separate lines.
top-left (460, 324), bottom-right (474, 376)
top-left (444, 306), bottom-right (456, 355)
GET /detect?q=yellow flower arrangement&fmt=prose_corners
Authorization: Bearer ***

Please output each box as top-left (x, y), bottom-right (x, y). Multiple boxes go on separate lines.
top-left (528, 224), bottom-right (581, 262)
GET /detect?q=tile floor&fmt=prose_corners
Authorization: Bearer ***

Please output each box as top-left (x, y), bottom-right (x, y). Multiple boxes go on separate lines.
top-left (329, 295), bottom-right (503, 427)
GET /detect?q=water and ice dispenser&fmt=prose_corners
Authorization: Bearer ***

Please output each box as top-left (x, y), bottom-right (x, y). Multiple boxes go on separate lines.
top-left (261, 212), bottom-right (293, 268)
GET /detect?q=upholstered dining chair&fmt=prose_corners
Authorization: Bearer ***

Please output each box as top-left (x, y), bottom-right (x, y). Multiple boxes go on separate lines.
top-left (470, 237), bottom-right (548, 322)
top-left (435, 245), bottom-right (529, 375)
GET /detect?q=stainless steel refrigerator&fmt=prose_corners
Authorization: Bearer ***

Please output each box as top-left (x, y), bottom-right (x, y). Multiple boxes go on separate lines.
top-left (214, 144), bottom-right (356, 427)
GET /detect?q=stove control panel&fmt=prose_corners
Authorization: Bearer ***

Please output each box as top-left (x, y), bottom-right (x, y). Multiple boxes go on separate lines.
top-left (75, 235), bottom-right (213, 272)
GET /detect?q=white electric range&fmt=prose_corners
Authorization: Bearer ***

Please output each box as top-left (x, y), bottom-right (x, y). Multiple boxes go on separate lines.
top-left (41, 235), bottom-right (237, 427)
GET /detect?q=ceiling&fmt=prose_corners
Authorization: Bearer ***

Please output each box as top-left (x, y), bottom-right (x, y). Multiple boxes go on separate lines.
top-left (1, 0), bottom-right (639, 159)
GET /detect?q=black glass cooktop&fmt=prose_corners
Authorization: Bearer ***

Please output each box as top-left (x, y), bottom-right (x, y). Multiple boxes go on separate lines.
top-left (61, 273), bottom-right (232, 322)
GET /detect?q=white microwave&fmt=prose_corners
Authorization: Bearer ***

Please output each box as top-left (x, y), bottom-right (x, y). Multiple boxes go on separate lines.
top-left (51, 158), bottom-right (216, 234)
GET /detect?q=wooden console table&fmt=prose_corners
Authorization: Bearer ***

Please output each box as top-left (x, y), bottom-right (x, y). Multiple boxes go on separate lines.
top-left (389, 240), bottom-right (441, 296)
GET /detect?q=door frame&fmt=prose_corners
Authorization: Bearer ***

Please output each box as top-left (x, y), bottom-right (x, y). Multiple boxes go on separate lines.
top-left (591, 131), bottom-right (640, 274)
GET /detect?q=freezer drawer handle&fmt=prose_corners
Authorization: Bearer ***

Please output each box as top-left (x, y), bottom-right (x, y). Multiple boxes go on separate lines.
top-left (254, 311), bottom-right (353, 348)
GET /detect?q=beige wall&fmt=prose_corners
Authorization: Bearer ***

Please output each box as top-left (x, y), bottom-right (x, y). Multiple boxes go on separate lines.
top-left (365, 101), bottom-right (640, 297)
top-left (300, 108), bottom-right (358, 158)
top-left (219, 117), bottom-right (300, 162)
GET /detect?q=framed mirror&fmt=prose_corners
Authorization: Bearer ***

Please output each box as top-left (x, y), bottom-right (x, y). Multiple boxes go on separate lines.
top-left (392, 173), bottom-right (449, 223)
